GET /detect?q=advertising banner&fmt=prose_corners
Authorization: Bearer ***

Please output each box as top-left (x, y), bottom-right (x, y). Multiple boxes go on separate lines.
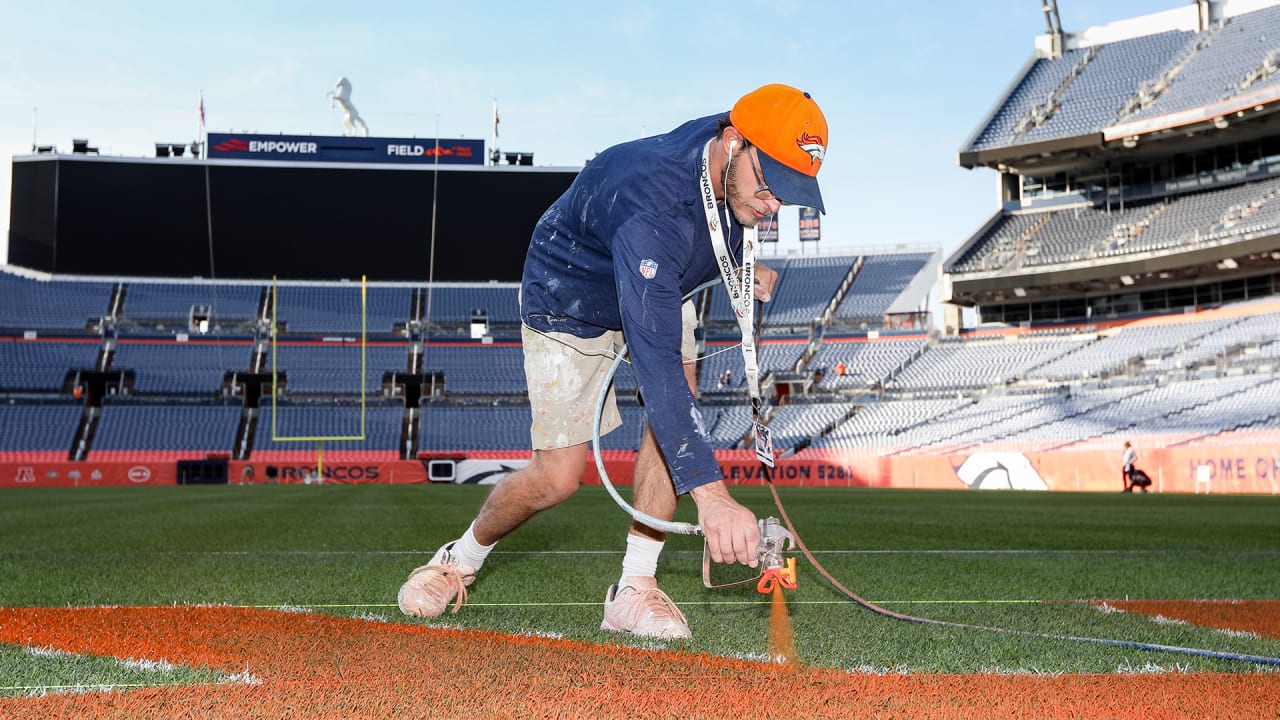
top-left (206, 133), bottom-right (484, 165)
top-left (758, 215), bottom-right (779, 243)
top-left (798, 206), bottom-right (821, 242)
top-left (0, 461), bottom-right (176, 487)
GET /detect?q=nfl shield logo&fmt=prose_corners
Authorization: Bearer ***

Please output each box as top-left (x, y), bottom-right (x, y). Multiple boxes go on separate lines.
top-left (639, 259), bottom-right (658, 279)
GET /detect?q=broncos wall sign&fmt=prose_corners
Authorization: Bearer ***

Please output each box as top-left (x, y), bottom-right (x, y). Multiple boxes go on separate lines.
top-left (953, 453), bottom-right (1048, 490)
top-left (417, 458), bottom-right (531, 485)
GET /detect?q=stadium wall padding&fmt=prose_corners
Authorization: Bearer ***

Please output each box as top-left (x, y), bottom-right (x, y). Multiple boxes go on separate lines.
top-left (3, 444), bottom-right (1277, 493)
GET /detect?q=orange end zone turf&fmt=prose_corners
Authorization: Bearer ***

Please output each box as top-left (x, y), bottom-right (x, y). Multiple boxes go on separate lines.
top-left (1098, 599), bottom-right (1280, 641)
top-left (0, 603), bottom-right (1277, 720)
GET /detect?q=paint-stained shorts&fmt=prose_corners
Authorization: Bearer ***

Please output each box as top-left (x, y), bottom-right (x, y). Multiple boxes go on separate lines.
top-left (523, 301), bottom-right (697, 450)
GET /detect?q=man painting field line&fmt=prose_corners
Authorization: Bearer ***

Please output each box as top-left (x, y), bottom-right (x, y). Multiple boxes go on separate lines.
top-left (399, 84), bottom-right (829, 640)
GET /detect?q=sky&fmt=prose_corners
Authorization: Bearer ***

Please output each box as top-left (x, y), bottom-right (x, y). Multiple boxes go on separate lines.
top-left (1, 0), bottom-right (1185, 279)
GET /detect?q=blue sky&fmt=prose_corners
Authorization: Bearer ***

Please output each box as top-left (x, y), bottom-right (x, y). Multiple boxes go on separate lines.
top-left (1, 0), bottom-right (1182, 271)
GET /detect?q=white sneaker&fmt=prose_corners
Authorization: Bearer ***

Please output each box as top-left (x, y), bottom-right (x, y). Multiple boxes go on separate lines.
top-left (600, 576), bottom-right (692, 640)
top-left (397, 542), bottom-right (477, 617)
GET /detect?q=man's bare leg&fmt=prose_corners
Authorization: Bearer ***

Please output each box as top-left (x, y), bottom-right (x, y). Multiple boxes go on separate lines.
top-left (601, 363), bottom-right (700, 639)
top-left (628, 360), bottom-right (697, 541)
top-left (398, 443), bottom-right (588, 618)
top-left (472, 443), bottom-right (589, 546)
top-left (629, 427), bottom-right (676, 541)
top-left (628, 360), bottom-right (759, 568)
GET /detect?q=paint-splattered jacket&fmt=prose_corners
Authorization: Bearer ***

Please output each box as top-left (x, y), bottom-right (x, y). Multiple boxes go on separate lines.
top-left (521, 113), bottom-right (743, 494)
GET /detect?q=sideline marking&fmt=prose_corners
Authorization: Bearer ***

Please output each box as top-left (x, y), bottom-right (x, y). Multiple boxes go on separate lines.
top-left (231, 599), bottom-right (1051, 610)
top-left (0, 683), bottom-right (148, 693)
top-left (19, 548), bottom-right (1275, 556)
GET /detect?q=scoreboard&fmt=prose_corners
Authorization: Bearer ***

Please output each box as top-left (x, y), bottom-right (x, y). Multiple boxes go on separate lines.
top-left (8, 151), bottom-right (578, 282)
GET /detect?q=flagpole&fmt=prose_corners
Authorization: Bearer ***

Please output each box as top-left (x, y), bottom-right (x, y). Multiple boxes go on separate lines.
top-left (491, 98), bottom-right (499, 166)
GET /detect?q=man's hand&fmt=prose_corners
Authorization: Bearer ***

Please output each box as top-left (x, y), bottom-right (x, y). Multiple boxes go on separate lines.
top-left (689, 481), bottom-right (760, 567)
top-left (754, 262), bottom-right (777, 302)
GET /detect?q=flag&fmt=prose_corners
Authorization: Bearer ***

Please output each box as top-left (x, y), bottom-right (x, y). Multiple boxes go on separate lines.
top-left (799, 206), bottom-right (821, 242)
top-left (492, 99), bottom-right (499, 139)
top-left (195, 91), bottom-right (207, 156)
top-left (758, 215), bottom-right (779, 243)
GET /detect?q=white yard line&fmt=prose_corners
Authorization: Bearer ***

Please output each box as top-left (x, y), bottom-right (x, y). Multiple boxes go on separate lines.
top-left (22, 548), bottom-right (1273, 556)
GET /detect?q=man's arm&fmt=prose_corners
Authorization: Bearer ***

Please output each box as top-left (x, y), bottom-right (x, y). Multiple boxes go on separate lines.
top-left (610, 221), bottom-right (721, 493)
top-left (610, 219), bottom-right (761, 565)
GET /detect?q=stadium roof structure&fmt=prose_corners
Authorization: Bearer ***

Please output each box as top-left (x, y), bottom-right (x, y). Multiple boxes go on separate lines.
top-left (943, 1), bottom-right (1280, 322)
top-left (959, 0), bottom-right (1280, 177)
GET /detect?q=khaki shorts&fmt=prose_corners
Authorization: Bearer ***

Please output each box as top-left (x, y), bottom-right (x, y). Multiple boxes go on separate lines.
top-left (523, 300), bottom-right (697, 450)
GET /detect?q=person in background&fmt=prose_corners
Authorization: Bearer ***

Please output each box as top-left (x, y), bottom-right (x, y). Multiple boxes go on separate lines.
top-left (1121, 441), bottom-right (1151, 492)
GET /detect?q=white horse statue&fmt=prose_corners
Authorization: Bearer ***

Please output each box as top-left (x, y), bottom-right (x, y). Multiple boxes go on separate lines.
top-left (325, 76), bottom-right (369, 137)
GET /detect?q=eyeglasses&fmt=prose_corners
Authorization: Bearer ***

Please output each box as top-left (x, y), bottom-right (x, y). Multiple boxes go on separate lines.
top-left (743, 143), bottom-right (791, 206)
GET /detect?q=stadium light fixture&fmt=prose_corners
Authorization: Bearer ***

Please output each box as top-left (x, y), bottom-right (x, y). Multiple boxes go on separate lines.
top-left (1219, 258), bottom-right (1238, 269)
top-left (1213, 116), bottom-right (1229, 130)
top-left (1013, 287), bottom-right (1026, 297)
top-left (1120, 275), bottom-right (1134, 286)
top-left (1122, 136), bottom-right (1138, 149)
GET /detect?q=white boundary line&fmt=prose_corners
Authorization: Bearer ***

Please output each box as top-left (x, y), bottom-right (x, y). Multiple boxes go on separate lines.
top-left (226, 599), bottom-right (1060, 610)
top-left (14, 548), bottom-right (1276, 556)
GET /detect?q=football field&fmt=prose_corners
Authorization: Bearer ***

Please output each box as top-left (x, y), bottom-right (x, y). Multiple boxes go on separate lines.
top-left (1, 485), bottom-right (1277, 717)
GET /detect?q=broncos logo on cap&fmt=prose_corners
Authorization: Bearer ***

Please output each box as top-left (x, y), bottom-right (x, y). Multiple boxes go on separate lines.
top-left (796, 132), bottom-right (825, 165)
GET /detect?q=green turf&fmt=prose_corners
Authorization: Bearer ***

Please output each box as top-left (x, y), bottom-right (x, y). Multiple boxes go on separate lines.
top-left (1, 484), bottom-right (1278, 682)
top-left (0, 643), bottom-right (228, 698)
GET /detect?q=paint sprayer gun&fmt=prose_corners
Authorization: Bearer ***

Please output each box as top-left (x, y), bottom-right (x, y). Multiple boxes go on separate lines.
top-left (702, 516), bottom-right (797, 593)
top-left (755, 517), bottom-right (797, 594)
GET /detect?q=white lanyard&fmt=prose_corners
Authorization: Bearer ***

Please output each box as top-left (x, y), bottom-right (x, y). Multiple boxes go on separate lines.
top-left (699, 140), bottom-right (760, 401)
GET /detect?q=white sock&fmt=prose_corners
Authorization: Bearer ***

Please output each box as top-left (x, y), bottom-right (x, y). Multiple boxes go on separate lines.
top-left (619, 533), bottom-right (664, 585)
top-left (451, 521), bottom-right (496, 570)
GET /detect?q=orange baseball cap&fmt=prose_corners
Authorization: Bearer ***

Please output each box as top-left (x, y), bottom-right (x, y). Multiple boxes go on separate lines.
top-left (730, 84), bottom-right (828, 213)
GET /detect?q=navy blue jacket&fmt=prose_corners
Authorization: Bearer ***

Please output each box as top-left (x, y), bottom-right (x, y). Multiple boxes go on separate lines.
top-left (521, 113), bottom-right (744, 494)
